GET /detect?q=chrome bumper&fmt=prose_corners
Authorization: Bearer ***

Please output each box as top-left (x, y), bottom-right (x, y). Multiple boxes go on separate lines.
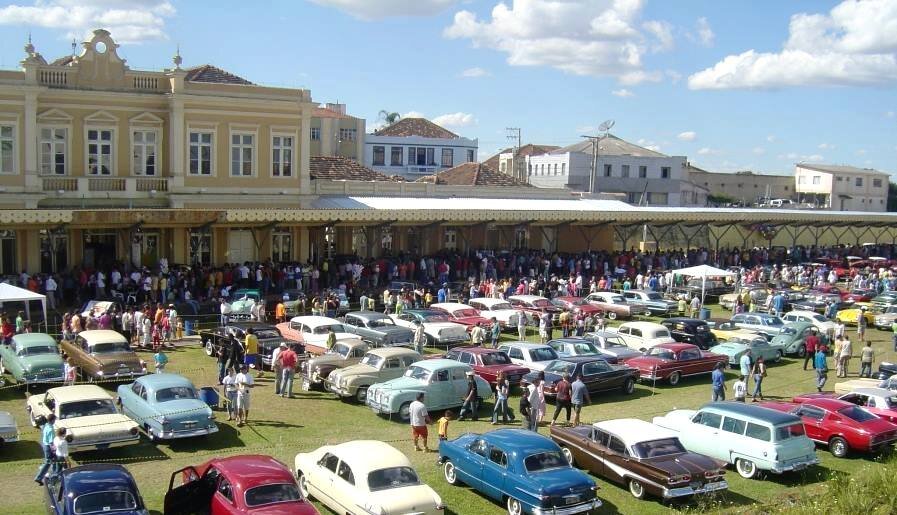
top-left (22, 374), bottom-right (66, 385)
top-left (533, 498), bottom-right (601, 515)
top-left (153, 425), bottom-right (219, 440)
top-left (770, 455), bottom-right (819, 473)
top-left (70, 434), bottom-right (140, 452)
top-left (665, 479), bottom-right (728, 498)
top-left (326, 381), bottom-right (352, 397)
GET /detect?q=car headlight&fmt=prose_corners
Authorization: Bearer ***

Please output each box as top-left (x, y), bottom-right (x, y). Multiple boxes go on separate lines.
top-left (97, 370), bottom-right (104, 376)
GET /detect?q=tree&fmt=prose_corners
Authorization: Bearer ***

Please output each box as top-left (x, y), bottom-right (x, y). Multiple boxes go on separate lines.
top-left (378, 110), bottom-right (401, 125)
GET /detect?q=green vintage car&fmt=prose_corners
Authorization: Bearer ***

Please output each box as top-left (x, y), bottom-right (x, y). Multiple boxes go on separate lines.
top-left (769, 322), bottom-right (821, 358)
top-left (709, 335), bottom-right (786, 368)
top-left (0, 333), bottom-right (65, 384)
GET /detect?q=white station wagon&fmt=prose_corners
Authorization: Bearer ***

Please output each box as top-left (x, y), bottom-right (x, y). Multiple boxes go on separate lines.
top-left (607, 322), bottom-right (676, 352)
top-left (496, 341), bottom-right (559, 372)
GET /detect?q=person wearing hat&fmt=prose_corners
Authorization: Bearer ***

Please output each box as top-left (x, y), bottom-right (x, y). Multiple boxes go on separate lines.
top-left (235, 364), bottom-right (254, 426)
top-left (457, 371), bottom-right (479, 421)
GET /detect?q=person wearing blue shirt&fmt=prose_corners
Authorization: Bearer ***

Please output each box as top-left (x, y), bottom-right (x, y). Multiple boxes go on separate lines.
top-left (814, 348), bottom-right (828, 392)
top-left (437, 285), bottom-right (447, 304)
top-left (34, 413), bottom-right (56, 485)
top-left (739, 350), bottom-right (753, 378)
top-left (711, 362), bottom-right (726, 402)
top-left (490, 318), bottom-right (501, 348)
top-left (773, 293), bottom-right (785, 317)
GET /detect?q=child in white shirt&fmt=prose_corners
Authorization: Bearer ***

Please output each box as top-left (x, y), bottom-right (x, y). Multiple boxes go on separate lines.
top-left (733, 375), bottom-right (747, 402)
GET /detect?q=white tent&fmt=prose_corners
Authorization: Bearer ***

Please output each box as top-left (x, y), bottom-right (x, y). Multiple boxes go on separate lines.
top-left (0, 282), bottom-right (47, 331)
top-left (671, 264), bottom-right (737, 306)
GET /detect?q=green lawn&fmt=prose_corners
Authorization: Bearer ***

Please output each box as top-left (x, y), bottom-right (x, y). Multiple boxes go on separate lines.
top-left (1, 306), bottom-right (894, 514)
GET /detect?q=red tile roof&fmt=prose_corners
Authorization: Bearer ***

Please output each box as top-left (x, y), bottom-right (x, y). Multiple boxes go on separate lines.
top-left (310, 156), bottom-right (404, 182)
top-left (374, 118), bottom-right (458, 139)
top-left (185, 65), bottom-right (253, 85)
top-left (418, 162), bottom-right (530, 187)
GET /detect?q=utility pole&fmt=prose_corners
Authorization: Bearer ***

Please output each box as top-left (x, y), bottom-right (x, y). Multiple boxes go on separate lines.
top-left (506, 127), bottom-right (521, 180)
top-left (580, 135), bottom-right (601, 194)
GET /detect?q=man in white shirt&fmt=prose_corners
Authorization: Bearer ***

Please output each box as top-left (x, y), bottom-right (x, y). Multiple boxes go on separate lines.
top-left (235, 365), bottom-right (254, 427)
top-left (409, 392), bottom-right (431, 452)
top-left (44, 275), bottom-right (58, 310)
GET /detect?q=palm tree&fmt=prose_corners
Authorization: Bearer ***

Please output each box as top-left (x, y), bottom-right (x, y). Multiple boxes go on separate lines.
top-left (378, 110), bottom-right (401, 125)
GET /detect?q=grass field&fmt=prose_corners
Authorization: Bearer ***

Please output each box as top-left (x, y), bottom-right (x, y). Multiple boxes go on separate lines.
top-left (1, 305), bottom-right (895, 514)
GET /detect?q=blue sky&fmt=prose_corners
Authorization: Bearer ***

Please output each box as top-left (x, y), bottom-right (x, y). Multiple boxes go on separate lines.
top-left (0, 0), bottom-right (894, 176)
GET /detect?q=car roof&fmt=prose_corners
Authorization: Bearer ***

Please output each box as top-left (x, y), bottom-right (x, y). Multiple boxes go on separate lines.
top-left (368, 347), bottom-right (420, 358)
top-left (404, 309), bottom-right (444, 316)
top-left (508, 295), bottom-right (546, 301)
top-left (61, 464), bottom-right (137, 496)
top-left (783, 321), bottom-right (814, 330)
top-left (11, 332), bottom-right (57, 346)
top-left (785, 310), bottom-right (819, 316)
top-left (700, 401), bottom-right (800, 425)
top-left (228, 322), bottom-right (278, 330)
top-left (652, 343), bottom-right (698, 352)
top-left (78, 329), bottom-right (128, 343)
top-left (347, 311), bottom-right (389, 319)
top-left (547, 338), bottom-right (594, 346)
top-left (741, 312), bottom-right (776, 319)
top-left (498, 341), bottom-right (551, 350)
top-left (664, 318), bottom-right (705, 325)
top-left (554, 356), bottom-right (607, 364)
top-left (205, 454), bottom-right (294, 490)
top-left (411, 358), bottom-right (469, 371)
top-left (595, 418), bottom-right (676, 444)
top-left (47, 384), bottom-right (111, 403)
top-left (481, 428), bottom-right (558, 452)
top-left (620, 321), bottom-right (668, 330)
top-left (451, 346), bottom-right (503, 355)
top-left (135, 373), bottom-right (195, 391)
top-left (288, 315), bottom-right (342, 326)
top-left (469, 298), bottom-right (512, 306)
top-left (327, 440), bottom-right (411, 475)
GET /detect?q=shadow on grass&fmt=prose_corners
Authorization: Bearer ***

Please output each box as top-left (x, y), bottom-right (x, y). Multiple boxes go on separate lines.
top-left (762, 462), bottom-right (837, 487)
top-left (71, 440), bottom-right (170, 465)
top-left (166, 423), bottom-right (244, 452)
top-left (669, 489), bottom-right (757, 512)
top-left (0, 439), bottom-right (42, 463)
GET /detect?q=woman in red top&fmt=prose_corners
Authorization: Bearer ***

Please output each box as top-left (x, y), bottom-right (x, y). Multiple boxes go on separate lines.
top-left (1, 317), bottom-right (14, 344)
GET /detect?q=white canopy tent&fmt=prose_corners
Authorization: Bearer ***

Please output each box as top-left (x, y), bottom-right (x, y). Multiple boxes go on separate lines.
top-left (0, 283), bottom-right (47, 331)
top-left (671, 264), bottom-right (737, 306)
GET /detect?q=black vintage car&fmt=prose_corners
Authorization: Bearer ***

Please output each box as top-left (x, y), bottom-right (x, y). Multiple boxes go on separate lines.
top-left (520, 356), bottom-right (639, 399)
top-left (199, 322), bottom-right (303, 370)
top-left (661, 318), bottom-right (719, 350)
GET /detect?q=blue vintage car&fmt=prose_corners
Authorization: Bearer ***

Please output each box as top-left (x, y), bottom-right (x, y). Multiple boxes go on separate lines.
top-left (439, 428), bottom-right (601, 515)
top-left (0, 332), bottom-right (65, 384)
top-left (116, 373), bottom-right (218, 442)
top-left (44, 463), bottom-right (147, 515)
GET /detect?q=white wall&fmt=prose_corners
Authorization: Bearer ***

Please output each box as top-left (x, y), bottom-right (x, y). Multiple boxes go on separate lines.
top-left (364, 134), bottom-right (478, 180)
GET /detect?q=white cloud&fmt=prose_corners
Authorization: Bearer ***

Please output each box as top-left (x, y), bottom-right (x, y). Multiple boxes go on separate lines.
top-left (752, 146), bottom-right (766, 154)
top-left (779, 152), bottom-right (824, 162)
top-left (0, 0), bottom-right (175, 43)
top-left (310, 0), bottom-right (457, 20)
top-left (444, 0), bottom-right (672, 84)
top-left (818, 143), bottom-right (834, 149)
top-left (644, 144), bottom-right (662, 152)
top-left (696, 17), bottom-right (714, 46)
top-left (688, 0), bottom-right (897, 89)
top-left (636, 138), bottom-right (661, 152)
top-left (697, 147), bottom-right (720, 155)
top-left (432, 111), bottom-right (477, 128)
top-left (612, 88), bottom-right (634, 97)
top-left (677, 131), bottom-right (697, 141)
top-left (767, 135), bottom-right (777, 142)
top-left (665, 69), bottom-right (683, 83)
top-left (402, 110), bottom-right (426, 119)
top-left (460, 66), bottom-right (489, 77)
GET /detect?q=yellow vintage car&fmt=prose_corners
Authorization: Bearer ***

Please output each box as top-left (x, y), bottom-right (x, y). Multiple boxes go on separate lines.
top-left (710, 323), bottom-right (766, 342)
top-left (835, 303), bottom-right (875, 326)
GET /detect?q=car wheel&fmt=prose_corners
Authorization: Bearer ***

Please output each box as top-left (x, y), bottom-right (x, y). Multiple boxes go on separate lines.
top-left (622, 378), bottom-right (635, 395)
top-left (736, 458), bottom-right (758, 479)
top-left (796, 344), bottom-right (807, 358)
top-left (443, 461), bottom-right (461, 485)
top-left (506, 497), bottom-right (523, 515)
top-left (607, 311), bottom-right (618, 320)
top-left (398, 402), bottom-right (412, 422)
top-left (668, 371), bottom-right (681, 386)
top-left (561, 446), bottom-right (575, 466)
top-left (0, 358), bottom-right (5, 375)
top-left (204, 339), bottom-right (214, 357)
top-left (354, 386), bottom-right (369, 404)
top-left (296, 471), bottom-right (310, 498)
top-left (775, 350), bottom-right (784, 362)
top-left (29, 411), bottom-right (38, 427)
top-left (145, 424), bottom-right (160, 443)
top-left (830, 436), bottom-right (849, 458)
top-left (628, 478), bottom-right (647, 499)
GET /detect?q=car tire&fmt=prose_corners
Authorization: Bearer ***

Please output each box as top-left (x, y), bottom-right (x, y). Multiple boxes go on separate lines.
top-left (622, 378), bottom-right (635, 395)
top-left (628, 478), bottom-right (647, 499)
top-left (830, 436), bottom-right (849, 458)
top-left (204, 339), bottom-right (214, 357)
top-left (398, 401), bottom-right (412, 422)
top-left (561, 446), bottom-right (575, 466)
top-left (296, 471), bottom-right (310, 498)
top-left (668, 371), bottom-right (681, 386)
top-left (735, 458), bottom-right (758, 479)
top-left (0, 358), bottom-right (5, 375)
top-left (796, 345), bottom-right (807, 358)
top-left (145, 424), bottom-right (160, 443)
top-left (355, 386), bottom-right (368, 404)
top-left (775, 350), bottom-right (784, 362)
top-left (443, 460), bottom-right (462, 485)
top-left (506, 496), bottom-right (524, 515)
top-left (607, 312), bottom-right (618, 320)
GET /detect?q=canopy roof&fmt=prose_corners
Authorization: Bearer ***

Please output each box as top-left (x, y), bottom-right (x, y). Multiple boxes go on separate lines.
top-left (671, 264), bottom-right (736, 278)
top-left (0, 282), bottom-right (45, 302)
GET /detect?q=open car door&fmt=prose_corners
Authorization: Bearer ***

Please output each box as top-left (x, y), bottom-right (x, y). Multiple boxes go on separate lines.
top-left (163, 466), bottom-right (212, 515)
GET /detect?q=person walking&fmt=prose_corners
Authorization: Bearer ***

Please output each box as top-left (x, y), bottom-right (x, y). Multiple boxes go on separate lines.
top-left (235, 364), bottom-right (254, 427)
top-left (551, 373), bottom-right (573, 426)
top-left (803, 330), bottom-right (819, 370)
top-left (519, 391), bottom-right (532, 430)
top-left (571, 374), bottom-right (591, 426)
top-left (538, 314), bottom-right (549, 344)
top-left (470, 323), bottom-right (485, 346)
top-left (437, 411), bottom-right (452, 442)
top-left (534, 371), bottom-right (547, 426)
top-left (839, 337), bottom-right (853, 378)
top-left (751, 356), bottom-right (766, 401)
top-left (491, 372), bottom-right (509, 424)
top-left (857, 308), bottom-right (868, 344)
top-left (216, 340), bottom-right (230, 384)
top-left (860, 341), bottom-right (875, 378)
top-left (833, 336), bottom-right (845, 377)
top-left (490, 318), bottom-right (501, 348)
top-left (221, 368), bottom-right (237, 421)
top-left (525, 375), bottom-right (542, 432)
top-left (279, 343), bottom-right (298, 398)
top-left (814, 346), bottom-right (828, 392)
top-left (711, 362), bottom-right (726, 401)
top-left (413, 322), bottom-right (426, 355)
top-left (271, 342), bottom-right (284, 395)
top-left (409, 392), bottom-right (431, 452)
top-left (458, 372), bottom-right (479, 421)
top-left (50, 427), bottom-right (70, 476)
top-left (517, 311), bottom-right (527, 340)
top-left (733, 375), bottom-right (747, 402)
top-left (153, 348), bottom-right (168, 373)
top-left (739, 349), bottom-right (753, 390)
top-left (326, 327), bottom-right (337, 350)
top-left (34, 414), bottom-right (56, 485)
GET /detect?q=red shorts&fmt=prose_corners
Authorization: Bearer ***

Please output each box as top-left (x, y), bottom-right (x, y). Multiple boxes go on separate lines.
top-left (412, 425), bottom-right (428, 438)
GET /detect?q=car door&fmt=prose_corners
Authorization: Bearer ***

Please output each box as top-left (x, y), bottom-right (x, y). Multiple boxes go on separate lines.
top-left (677, 348), bottom-right (702, 375)
top-left (44, 472), bottom-right (65, 514)
top-left (450, 367), bottom-right (470, 404)
top-left (308, 452), bottom-right (342, 513)
top-left (210, 472), bottom-right (239, 514)
top-left (581, 361), bottom-right (610, 392)
top-left (482, 446), bottom-right (509, 501)
top-left (603, 434), bottom-right (631, 485)
top-left (164, 465), bottom-right (214, 515)
top-left (795, 406), bottom-right (826, 442)
top-left (427, 368), bottom-right (454, 409)
top-left (381, 356), bottom-right (404, 382)
top-left (586, 428), bottom-right (610, 478)
top-left (686, 411), bottom-right (723, 458)
top-left (332, 459), bottom-right (358, 513)
top-left (454, 438), bottom-right (487, 490)
top-left (119, 382), bottom-right (143, 421)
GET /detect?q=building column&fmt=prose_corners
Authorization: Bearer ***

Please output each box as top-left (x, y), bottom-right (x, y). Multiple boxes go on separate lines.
top-left (24, 91), bottom-right (39, 192)
top-left (296, 226), bottom-right (309, 263)
top-left (355, 118), bottom-right (365, 161)
top-left (170, 97), bottom-right (185, 189)
top-left (171, 227), bottom-right (187, 263)
top-left (320, 118), bottom-right (333, 157)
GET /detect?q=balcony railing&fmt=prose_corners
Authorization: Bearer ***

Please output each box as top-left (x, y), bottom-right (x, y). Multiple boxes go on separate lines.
top-left (40, 176), bottom-right (171, 195)
top-left (89, 178), bottom-right (126, 192)
top-left (136, 177), bottom-right (168, 192)
top-left (39, 69), bottom-right (68, 87)
top-left (41, 177), bottom-right (77, 191)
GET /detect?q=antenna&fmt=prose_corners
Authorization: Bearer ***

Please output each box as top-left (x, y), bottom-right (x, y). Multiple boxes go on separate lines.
top-left (598, 119), bottom-right (615, 134)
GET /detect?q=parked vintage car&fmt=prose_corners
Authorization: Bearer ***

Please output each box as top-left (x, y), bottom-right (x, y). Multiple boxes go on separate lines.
top-left (607, 321), bottom-right (676, 352)
top-left (550, 418), bottom-right (728, 500)
top-left (624, 343), bottom-right (728, 386)
top-left (268, 289), bottom-right (307, 318)
top-left (781, 310), bottom-right (837, 334)
top-left (794, 388), bottom-right (897, 424)
top-left (443, 346), bottom-right (530, 387)
top-left (429, 302), bottom-right (493, 329)
top-left (581, 332), bottom-right (644, 362)
top-left (79, 300), bottom-right (123, 320)
top-left (26, 385), bottom-right (140, 452)
top-left (389, 310), bottom-right (470, 347)
top-left (835, 304), bottom-right (876, 326)
top-left (729, 312), bottom-right (787, 336)
top-left (872, 292), bottom-right (897, 311)
top-left (44, 464), bottom-right (147, 515)
top-left (791, 293), bottom-right (850, 314)
top-left (621, 290), bottom-right (679, 316)
top-left (770, 322), bottom-right (820, 357)
top-left (653, 402), bottom-right (819, 479)
top-left (660, 318), bottom-right (718, 350)
top-left (277, 315), bottom-right (363, 351)
top-left (676, 278), bottom-right (733, 299)
top-left (342, 311), bottom-right (415, 347)
top-left (841, 288), bottom-right (877, 303)
top-left (549, 296), bottom-right (603, 317)
top-left (0, 332), bottom-right (65, 384)
top-left (719, 285), bottom-right (768, 311)
top-left (507, 294), bottom-right (563, 322)
top-left (878, 361), bottom-right (897, 380)
top-left (295, 440), bottom-right (444, 515)
top-left (709, 323), bottom-right (767, 344)
top-left (164, 454), bottom-right (319, 514)
top-left (200, 322), bottom-right (301, 370)
top-left (521, 357), bottom-right (639, 398)
top-left (301, 340), bottom-right (371, 390)
top-left (834, 378), bottom-right (893, 394)
top-left (116, 373), bottom-right (218, 441)
top-left (366, 359), bottom-right (491, 421)
top-left (225, 288), bottom-right (261, 320)
top-left (584, 291), bottom-right (649, 319)
top-left (760, 398), bottom-right (897, 458)
top-left (60, 330), bottom-right (146, 382)
top-left (438, 428), bottom-right (601, 514)
top-left (873, 305), bottom-right (897, 329)
top-left (547, 337), bottom-right (603, 359)
top-left (468, 298), bottom-right (524, 328)
top-left (496, 341), bottom-right (560, 372)
top-left (324, 347), bottom-right (422, 403)
top-left (709, 335), bottom-right (785, 367)
top-left (0, 411), bottom-right (18, 444)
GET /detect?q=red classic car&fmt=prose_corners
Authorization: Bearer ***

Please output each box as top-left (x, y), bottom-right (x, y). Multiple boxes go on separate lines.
top-left (443, 346), bottom-right (530, 387)
top-left (759, 398), bottom-right (897, 458)
top-left (550, 296), bottom-right (604, 316)
top-left (793, 388), bottom-right (897, 424)
top-left (429, 302), bottom-right (493, 329)
top-left (164, 454), bottom-right (319, 514)
top-left (840, 289), bottom-right (877, 303)
top-left (623, 343), bottom-right (727, 386)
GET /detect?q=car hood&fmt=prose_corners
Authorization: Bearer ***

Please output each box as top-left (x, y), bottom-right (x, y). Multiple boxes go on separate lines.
top-left (454, 315), bottom-right (491, 325)
top-left (602, 347), bottom-right (643, 360)
top-left (0, 411), bottom-right (15, 429)
top-left (479, 364), bottom-right (530, 376)
top-left (370, 326), bottom-right (414, 338)
top-left (644, 452), bottom-right (727, 475)
top-left (60, 413), bottom-right (137, 432)
top-left (330, 363), bottom-right (379, 379)
top-left (709, 343), bottom-right (748, 355)
top-left (624, 356), bottom-right (670, 368)
top-left (92, 352), bottom-right (143, 367)
top-left (370, 376), bottom-right (429, 392)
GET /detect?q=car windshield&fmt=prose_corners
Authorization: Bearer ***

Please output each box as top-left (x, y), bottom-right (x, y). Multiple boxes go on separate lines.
top-left (58, 399), bottom-right (117, 419)
top-left (603, 338), bottom-right (627, 349)
top-left (838, 406), bottom-right (878, 422)
top-left (404, 366), bottom-right (432, 382)
top-left (367, 317), bottom-right (396, 328)
top-left (73, 491), bottom-right (138, 514)
top-left (488, 302), bottom-right (514, 311)
top-left (763, 318), bottom-right (784, 326)
top-left (329, 343), bottom-right (350, 357)
top-left (532, 299), bottom-right (552, 308)
top-left (645, 293), bottom-right (664, 300)
top-left (883, 396), bottom-right (897, 408)
top-left (544, 361), bottom-right (575, 375)
top-left (607, 296), bottom-right (625, 304)
top-left (255, 329), bottom-right (281, 339)
top-left (155, 386), bottom-right (198, 403)
top-left (531, 347), bottom-right (559, 361)
top-left (775, 422), bottom-right (806, 440)
top-left (455, 309), bottom-right (480, 317)
top-left (244, 483), bottom-right (302, 507)
top-left (780, 327), bottom-right (797, 335)
top-left (571, 299), bottom-right (588, 306)
top-left (631, 437), bottom-right (686, 458)
top-left (367, 466), bottom-right (421, 492)
top-left (480, 352), bottom-right (511, 365)
top-left (90, 341), bottom-right (131, 354)
top-left (313, 324), bottom-right (345, 335)
top-left (422, 313), bottom-right (449, 322)
top-left (569, 342), bottom-right (598, 355)
top-left (647, 347), bottom-right (675, 360)
top-left (361, 353), bottom-right (384, 368)
top-left (17, 345), bottom-right (57, 356)
top-left (524, 451), bottom-right (568, 473)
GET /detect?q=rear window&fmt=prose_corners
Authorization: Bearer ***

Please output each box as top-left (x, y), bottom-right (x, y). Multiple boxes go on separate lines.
top-left (524, 451), bottom-right (568, 472)
top-left (631, 437), bottom-right (686, 458)
top-left (530, 348), bottom-right (559, 362)
top-left (839, 406), bottom-right (877, 423)
top-left (244, 483), bottom-right (301, 507)
top-left (744, 422), bottom-right (771, 441)
top-left (480, 352), bottom-right (511, 365)
top-left (775, 423), bottom-right (805, 440)
top-left (73, 491), bottom-right (137, 514)
top-left (367, 466), bottom-right (421, 492)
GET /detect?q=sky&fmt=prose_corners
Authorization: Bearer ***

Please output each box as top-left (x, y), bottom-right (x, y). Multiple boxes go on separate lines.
top-left (0, 0), bottom-right (894, 176)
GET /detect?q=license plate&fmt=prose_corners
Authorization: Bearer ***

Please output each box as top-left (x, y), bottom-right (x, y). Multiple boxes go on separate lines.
top-left (95, 443), bottom-right (110, 449)
top-left (564, 495), bottom-right (579, 505)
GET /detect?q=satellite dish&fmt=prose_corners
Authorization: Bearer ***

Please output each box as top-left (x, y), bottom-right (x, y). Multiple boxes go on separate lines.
top-left (598, 119), bottom-right (615, 133)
